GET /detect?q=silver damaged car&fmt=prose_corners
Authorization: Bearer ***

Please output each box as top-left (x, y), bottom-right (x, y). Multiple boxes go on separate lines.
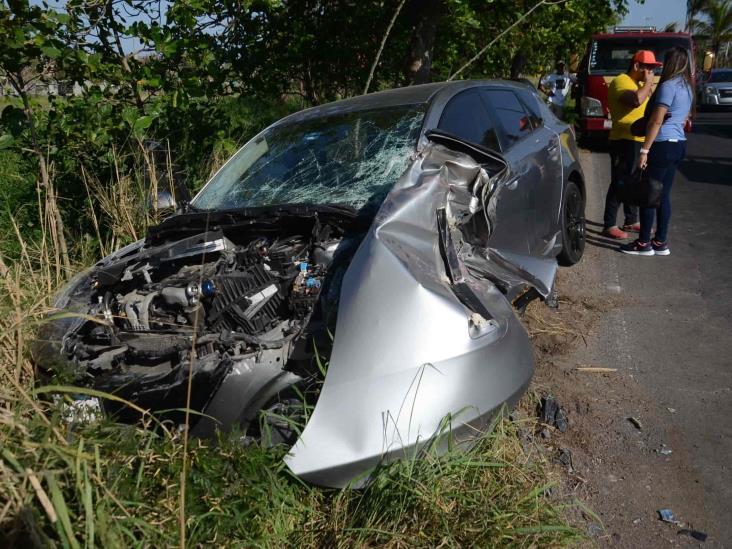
top-left (34, 80), bottom-right (586, 488)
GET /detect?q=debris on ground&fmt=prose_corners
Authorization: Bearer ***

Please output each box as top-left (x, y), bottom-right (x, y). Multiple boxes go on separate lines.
top-left (656, 445), bottom-right (673, 456)
top-left (627, 417), bottom-right (643, 431)
top-left (586, 523), bottom-right (603, 538)
top-left (667, 407), bottom-right (677, 414)
top-left (575, 366), bottom-right (617, 373)
top-left (658, 509), bottom-right (679, 524)
top-left (558, 448), bottom-right (573, 469)
top-left (555, 407), bottom-right (568, 432)
top-left (539, 395), bottom-right (569, 433)
top-left (678, 528), bottom-right (708, 542)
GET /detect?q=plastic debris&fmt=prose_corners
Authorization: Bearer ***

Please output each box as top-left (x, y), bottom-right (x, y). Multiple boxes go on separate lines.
top-left (678, 529), bottom-right (707, 542)
top-left (627, 417), bottom-right (642, 430)
top-left (555, 407), bottom-right (568, 432)
top-left (658, 446), bottom-right (673, 456)
top-left (658, 509), bottom-right (677, 523)
top-left (667, 407), bottom-right (677, 414)
top-left (558, 448), bottom-right (572, 468)
top-left (539, 395), bottom-right (569, 433)
top-left (541, 396), bottom-right (559, 424)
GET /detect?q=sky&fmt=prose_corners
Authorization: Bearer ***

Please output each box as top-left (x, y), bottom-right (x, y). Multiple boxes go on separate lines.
top-left (619, 0), bottom-right (688, 31)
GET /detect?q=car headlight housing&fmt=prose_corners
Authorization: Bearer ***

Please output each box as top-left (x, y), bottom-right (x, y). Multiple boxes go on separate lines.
top-left (705, 86), bottom-right (718, 95)
top-left (581, 96), bottom-right (604, 117)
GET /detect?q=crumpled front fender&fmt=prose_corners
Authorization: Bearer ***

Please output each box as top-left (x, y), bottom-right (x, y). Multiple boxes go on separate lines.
top-left (285, 143), bottom-right (539, 487)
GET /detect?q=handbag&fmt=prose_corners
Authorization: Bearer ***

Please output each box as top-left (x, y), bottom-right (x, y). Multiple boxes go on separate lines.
top-left (617, 168), bottom-right (663, 208)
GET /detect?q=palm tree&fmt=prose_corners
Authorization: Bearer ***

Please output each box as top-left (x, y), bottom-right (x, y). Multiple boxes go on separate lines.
top-left (687, 0), bottom-right (709, 31)
top-left (693, 0), bottom-right (732, 66)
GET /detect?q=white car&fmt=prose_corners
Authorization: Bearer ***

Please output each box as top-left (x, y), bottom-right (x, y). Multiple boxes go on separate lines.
top-left (700, 68), bottom-right (732, 108)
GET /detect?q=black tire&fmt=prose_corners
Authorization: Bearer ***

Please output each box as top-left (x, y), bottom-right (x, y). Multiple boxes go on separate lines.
top-left (557, 180), bottom-right (585, 266)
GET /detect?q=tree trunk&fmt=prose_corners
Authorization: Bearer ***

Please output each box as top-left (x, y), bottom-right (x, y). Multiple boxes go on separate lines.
top-left (404, 0), bottom-right (441, 85)
top-left (510, 50), bottom-right (528, 79)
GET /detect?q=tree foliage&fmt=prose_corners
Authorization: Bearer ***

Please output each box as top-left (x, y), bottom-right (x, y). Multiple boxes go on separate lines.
top-left (691, 0), bottom-right (732, 65)
top-left (0, 0), bottom-right (629, 259)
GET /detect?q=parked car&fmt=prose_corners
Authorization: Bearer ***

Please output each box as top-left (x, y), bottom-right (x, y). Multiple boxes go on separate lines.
top-left (699, 68), bottom-right (732, 109)
top-left (34, 80), bottom-right (586, 488)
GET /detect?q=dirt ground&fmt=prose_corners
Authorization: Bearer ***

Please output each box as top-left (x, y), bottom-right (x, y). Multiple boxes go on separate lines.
top-left (519, 267), bottom-right (713, 548)
top-left (513, 140), bottom-right (730, 547)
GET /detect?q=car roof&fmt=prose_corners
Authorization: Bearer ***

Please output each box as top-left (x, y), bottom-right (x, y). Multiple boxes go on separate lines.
top-left (273, 80), bottom-right (527, 127)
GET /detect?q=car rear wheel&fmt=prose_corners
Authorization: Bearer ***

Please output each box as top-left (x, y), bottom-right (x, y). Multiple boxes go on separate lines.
top-left (558, 180), bottom-right (585, 266)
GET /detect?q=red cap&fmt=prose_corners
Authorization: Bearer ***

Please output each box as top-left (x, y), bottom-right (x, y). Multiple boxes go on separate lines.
top-left (633, 50), bottom-right (663, 67)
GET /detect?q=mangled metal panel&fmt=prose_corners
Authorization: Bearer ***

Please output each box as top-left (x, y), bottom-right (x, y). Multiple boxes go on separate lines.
top-left (285, 139), bottom-right (540, 486)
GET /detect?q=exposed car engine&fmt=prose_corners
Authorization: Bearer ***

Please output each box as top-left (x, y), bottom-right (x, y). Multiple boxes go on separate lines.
top-left (43, 209), bottom-right (359, 429)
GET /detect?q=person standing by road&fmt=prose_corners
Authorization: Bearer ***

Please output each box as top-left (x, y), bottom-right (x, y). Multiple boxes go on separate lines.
top-left (621, 47), bottom-right (694, 256)
top-left (602, 50), bottom-right (661, 239)
top-left (539, 61), bottom-right (574, 119)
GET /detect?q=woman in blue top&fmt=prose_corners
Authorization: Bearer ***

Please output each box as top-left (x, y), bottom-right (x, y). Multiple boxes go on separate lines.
top-left (621, 47), bottom-right (694, 256)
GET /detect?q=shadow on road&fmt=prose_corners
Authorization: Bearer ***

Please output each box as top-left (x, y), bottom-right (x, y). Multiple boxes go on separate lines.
top-left (584, 220), bottom-right (625, 252)
top-left (679, 155), bottom-right (732, 186)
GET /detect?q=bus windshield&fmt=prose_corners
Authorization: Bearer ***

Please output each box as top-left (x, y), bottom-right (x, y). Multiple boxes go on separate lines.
top-left (588, 37), bottom-right (692, 75)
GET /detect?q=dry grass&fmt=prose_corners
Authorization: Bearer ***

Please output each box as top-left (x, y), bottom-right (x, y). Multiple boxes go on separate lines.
top-left (0, 160), bottom-right (584, 547)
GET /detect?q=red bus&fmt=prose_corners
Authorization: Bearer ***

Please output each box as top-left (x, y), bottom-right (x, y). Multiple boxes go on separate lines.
top-left (574, 27), bottom-right (695, 139)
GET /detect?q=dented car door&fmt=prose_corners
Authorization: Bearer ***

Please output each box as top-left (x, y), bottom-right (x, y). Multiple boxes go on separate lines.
top-left (436, 89), bottom-right (530, 256)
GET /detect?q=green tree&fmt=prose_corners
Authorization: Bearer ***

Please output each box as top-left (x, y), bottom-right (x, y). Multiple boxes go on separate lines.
top-left (687, 0), bottom-right (709, 31)
top-left (694, 0), bottom-right (732, 66)
top-left (0, 1), bottom-right (71, 273)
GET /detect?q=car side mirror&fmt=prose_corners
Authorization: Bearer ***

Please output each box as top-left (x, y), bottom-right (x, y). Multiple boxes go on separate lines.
top-left (148, 190), bottom-right (177, 218)
top-left (156, 190), bottom-right (177, 210)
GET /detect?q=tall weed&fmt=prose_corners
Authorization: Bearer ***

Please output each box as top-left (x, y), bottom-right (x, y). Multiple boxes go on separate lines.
top-left (0, 155), bottom-right (582, 548)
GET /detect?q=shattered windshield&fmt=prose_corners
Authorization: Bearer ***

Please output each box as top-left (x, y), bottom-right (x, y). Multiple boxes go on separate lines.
top-left (192, 104), bottom-right (425, 212)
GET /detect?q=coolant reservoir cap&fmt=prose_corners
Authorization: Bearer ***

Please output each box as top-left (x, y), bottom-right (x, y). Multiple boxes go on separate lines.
top-left (201, 279), bottom-right (216, 297)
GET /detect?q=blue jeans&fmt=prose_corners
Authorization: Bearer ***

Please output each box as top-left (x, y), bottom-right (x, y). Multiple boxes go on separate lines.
top-left (640, 140), bottom-right (687, 243)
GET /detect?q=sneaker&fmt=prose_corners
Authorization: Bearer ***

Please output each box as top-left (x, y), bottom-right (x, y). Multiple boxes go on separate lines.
top-left (602, 226), bottom-right (629, 239)
top-left (651, 239), bottom-right (670, 256)
top-left (620, 239), bottom-right (655, 256)
top-left (623, 222), bottom-right (641, 232)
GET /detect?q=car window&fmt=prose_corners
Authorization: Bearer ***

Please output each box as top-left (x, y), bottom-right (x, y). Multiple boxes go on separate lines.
top-left (514, 87), bottom-right (544, 129)
top-left (709, 70), bottom-right (732, 83)
top-left (482, 89), bottom-right (533, 148)
top-left (437, 90), bottom-right (501, 151)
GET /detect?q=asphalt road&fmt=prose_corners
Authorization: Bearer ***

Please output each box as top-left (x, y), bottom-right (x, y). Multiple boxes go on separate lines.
top-left (573, 110), bottom-right (732, 546)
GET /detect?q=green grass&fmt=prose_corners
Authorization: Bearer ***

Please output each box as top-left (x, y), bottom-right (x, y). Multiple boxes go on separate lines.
top-left (0, 392), bottom-right (581, 547)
